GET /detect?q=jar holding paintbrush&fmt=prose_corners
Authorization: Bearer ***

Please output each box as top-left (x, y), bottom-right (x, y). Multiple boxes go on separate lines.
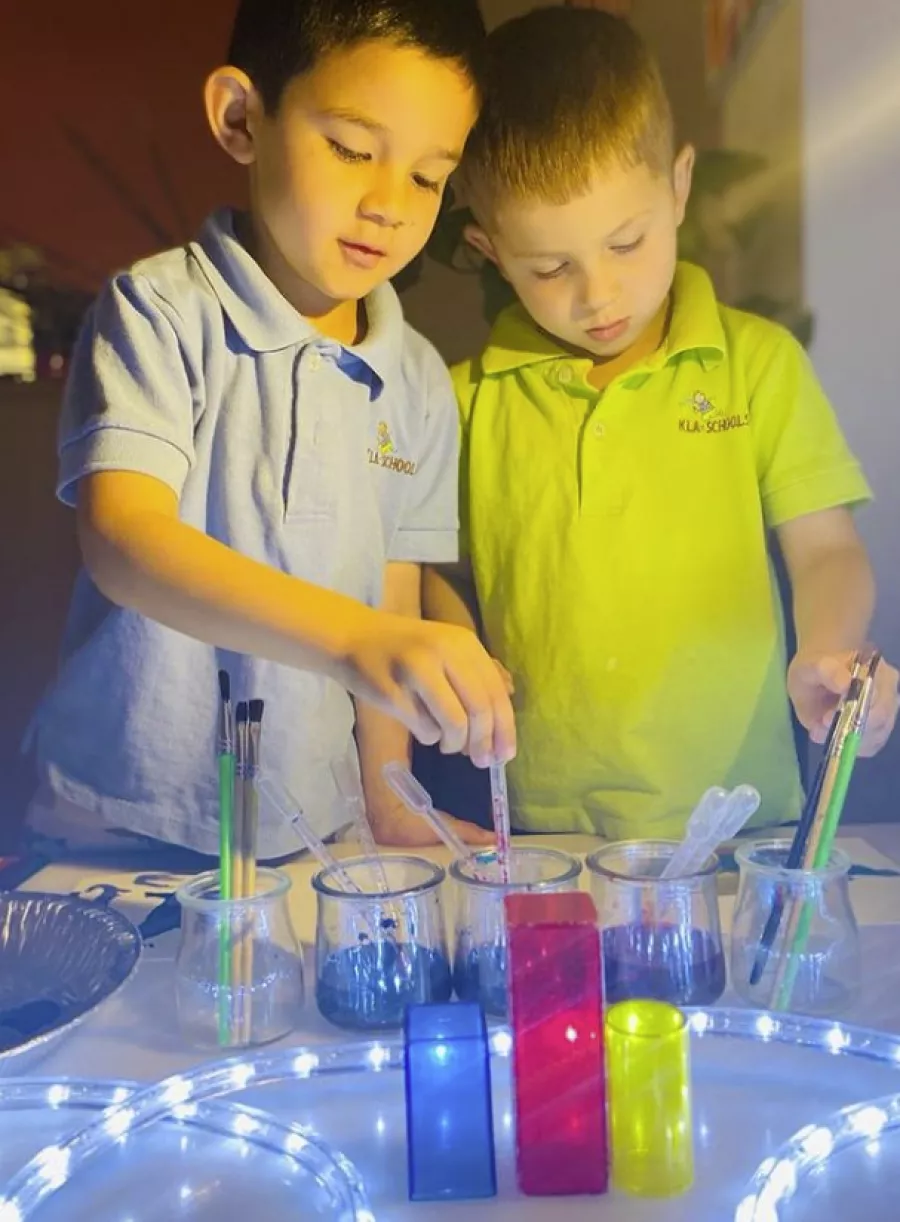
top-left (175, 868), bottom-right (304, 1049)
top-left (731, 840), bottom-right (860, 1016)
top-left (732, 648), bottom-right (879, 1017)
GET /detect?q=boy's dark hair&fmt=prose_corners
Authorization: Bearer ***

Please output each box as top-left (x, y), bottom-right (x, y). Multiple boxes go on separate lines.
top-left (462, 6), bottom-right (674, 212)
top-left (227, 0), bottom-right (487, 113)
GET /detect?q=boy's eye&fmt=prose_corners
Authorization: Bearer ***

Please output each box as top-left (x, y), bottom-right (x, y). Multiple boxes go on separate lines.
top-left (610, 236), bottom-right (645, 255)
top-left (533, 264), bottom-right (567, 281)
top-left (412, 173), bottom-right (442, 194)
top-left (327, 138), bottom-right (370, 164)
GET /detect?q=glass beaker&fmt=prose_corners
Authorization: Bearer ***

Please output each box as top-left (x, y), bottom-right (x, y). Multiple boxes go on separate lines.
top-left (313, 854), bottom-right (452, 1031)
top-left (731, 838), bottom-right (861, 1017)
top-left (586, 840), bottom-right (726, 1007)
top-left (450, 847), bottom-right (582, 1018)
top-left (175, 868), bottom-right (304, 1049)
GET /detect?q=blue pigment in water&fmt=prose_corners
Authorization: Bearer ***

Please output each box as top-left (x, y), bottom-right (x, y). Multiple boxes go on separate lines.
top-left (602, 923), bottom-right (726, 1007)
top-left (316, 942), bottom-right (452, 1031)
top-left (453, 943), bottom-right (509, 1018)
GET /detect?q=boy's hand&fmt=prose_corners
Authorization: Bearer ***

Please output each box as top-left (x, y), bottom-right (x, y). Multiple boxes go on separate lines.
top-left (787, 649), bottom-right (900, 756)
top-left (493, 657), bottom-right (515, 695)
top-left (368, 800), bottom-right (496, 848)
top-left (337, 611), bottom-right (516, 768)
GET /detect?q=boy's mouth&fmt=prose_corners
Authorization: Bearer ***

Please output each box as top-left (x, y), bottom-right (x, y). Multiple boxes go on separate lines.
top-left (586, 318), bottom-right (630, 343)
top-left (339, 239), bottom-right (388, 269)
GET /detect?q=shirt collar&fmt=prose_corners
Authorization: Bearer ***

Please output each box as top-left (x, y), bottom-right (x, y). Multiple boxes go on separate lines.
top-left (480, 261), bottom-right (727, 376)
top-left (189, 208), bottom-right (404, 398)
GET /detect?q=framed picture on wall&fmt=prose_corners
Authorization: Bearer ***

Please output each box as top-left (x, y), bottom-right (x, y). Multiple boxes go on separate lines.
top-left (705, 0), bottom-right (781, 86)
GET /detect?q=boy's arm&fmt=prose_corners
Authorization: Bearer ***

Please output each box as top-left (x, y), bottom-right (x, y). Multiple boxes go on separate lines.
top-left (747, 323), bottom-right (897, 757)
top-left (777, 506), bottom-right (898, 755)
top-left (78, 471), bottom-right (514, 765)
top-left (353, 561), bottom-right (494, 846)
top-left (422, 559), bottom-right (480, 634)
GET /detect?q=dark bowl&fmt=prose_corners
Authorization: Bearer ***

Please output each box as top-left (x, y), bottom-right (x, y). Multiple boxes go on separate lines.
top-left (0, 891), bottom-right (142, 1074)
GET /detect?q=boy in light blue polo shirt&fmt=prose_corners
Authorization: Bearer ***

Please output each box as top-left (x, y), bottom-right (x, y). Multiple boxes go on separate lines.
top-left (25, 0), bottom-right (512, 859)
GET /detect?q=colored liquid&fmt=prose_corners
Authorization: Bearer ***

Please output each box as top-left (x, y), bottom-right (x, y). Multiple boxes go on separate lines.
top-left (453, 943), bottom-right (509, 1018)
top-left (602, 923), bottom-right (726, 1007)
top-left (316, 942), bottom-right (452, 1031)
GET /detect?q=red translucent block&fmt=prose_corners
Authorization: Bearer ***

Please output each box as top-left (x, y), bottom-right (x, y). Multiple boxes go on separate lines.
top-left (505, 891), bottom-right (608, 1197)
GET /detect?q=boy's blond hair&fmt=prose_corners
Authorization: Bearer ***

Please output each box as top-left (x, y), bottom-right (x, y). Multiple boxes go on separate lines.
top-left (461, 6), bottom-right (674, 213)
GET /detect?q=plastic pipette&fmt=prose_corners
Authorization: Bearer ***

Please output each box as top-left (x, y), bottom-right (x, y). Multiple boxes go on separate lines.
top-left (661, 784), bottom-right (761, 880)
top-left (489, 763), bottom-right (512, 884)
top-left (331, 757), bottom-right (391, 896)
top-left (258, 774), bottom-right (361, 893)
top-left (381, 763), bottom-right (476, 860)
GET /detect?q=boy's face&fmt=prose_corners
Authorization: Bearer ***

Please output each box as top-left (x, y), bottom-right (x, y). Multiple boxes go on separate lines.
top-left (470, 150), bottom-right (693, 360)
top-left (209, 41), bottom-right (478, 312)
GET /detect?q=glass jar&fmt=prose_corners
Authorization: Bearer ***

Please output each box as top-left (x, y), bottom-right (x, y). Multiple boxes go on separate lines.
top-left (585, 840), bottom-right (726, 1008)
top-left (175, 868), bottom-right (303, 1049)
top-left (313, 854), bottom-right (451, 1032)
top-left (451, 847), bottom-right (582, 1018)
top-left (731, 838), bottom-right (861, 1017)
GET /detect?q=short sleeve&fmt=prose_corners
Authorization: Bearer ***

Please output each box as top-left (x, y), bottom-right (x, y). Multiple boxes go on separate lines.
top-left (57, 273), bottom-right (197, 507)
top-left (450, 358), bottom-right (479, 560)
top-left (747, 324), bottom-right (872, 527)
top-left (388, 349), bottom-right (460, 564)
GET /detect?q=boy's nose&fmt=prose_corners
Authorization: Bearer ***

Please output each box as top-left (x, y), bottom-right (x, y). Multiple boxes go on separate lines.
top-left (581, 268), bottom-right (622, 315)
top-left (359, 176), bottom-right (406, 228)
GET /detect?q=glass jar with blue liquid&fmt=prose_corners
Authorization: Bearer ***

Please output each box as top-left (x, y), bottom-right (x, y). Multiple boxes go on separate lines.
top-left (313, 855), bottom-right (452, 1031)
top-left (451, 847), bottom-right (583, 1018)
top-left (586, 840), bottom-right (727, 1008)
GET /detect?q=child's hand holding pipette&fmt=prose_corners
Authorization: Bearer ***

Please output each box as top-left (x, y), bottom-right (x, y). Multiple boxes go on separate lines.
top-left (338, 614), bottom-right (516, 767)
top-left (788, 648), bottom-right (898, 756)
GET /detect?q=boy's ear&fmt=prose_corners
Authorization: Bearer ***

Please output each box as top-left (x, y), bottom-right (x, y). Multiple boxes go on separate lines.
top-left (204, 67), bottom-right (262, 166)
top-left (672, 143), bottom-right (696, 226)
top-left (463, 223), bottom-right (502, 268)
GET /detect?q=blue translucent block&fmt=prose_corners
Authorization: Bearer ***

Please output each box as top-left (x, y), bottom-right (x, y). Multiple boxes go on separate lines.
top-left (404, 1002), bottom-right (497, 1202)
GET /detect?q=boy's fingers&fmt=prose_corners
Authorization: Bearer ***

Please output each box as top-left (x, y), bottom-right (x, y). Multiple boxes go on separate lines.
top-left (802, 655), bottom-right (851, 696)
top-left (492, 658), bottom-right (515, 694)
top-left (442, 812), bottom-right (496, 846)
top-left (403, 660), bottom-right (470, 756)
top-left (446, 654), bottom-right (516, 767)
top-left (859, 681), bottom-right (899, 757)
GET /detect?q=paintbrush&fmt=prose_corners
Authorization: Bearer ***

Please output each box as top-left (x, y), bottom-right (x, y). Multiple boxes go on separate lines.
top-left (216, 668), bottom-right (235, 1046)
top-left (231, 701), bottom-right (249, 1040)
top-left (239, 699), bottom-right (264, 1043)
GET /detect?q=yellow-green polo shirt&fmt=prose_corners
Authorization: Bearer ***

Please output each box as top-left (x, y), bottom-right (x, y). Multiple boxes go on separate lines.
top-left (453, 262), bottom-right (872, 836)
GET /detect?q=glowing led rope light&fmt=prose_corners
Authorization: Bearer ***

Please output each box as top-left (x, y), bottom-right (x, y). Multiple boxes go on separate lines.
top-left (736, 1089), bottom-right (900, 1221)
top-left (0, 1076), bottom-right (370, 1221)
top-left (3, 1010), bottom-right (900, 1221)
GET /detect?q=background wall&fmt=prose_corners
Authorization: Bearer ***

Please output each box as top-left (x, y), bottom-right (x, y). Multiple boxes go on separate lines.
top-left (802, 0), bottom-right (900, 821)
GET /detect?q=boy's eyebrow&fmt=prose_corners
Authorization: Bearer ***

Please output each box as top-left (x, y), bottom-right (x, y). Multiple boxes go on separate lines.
top-left (513, 210), bottom-right (654, 258)
top-left (320, 107), bottom-right (462, 162)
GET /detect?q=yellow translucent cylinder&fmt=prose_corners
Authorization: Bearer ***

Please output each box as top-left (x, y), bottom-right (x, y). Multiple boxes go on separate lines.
top-left (605, 999), bottom-right (694, 1197)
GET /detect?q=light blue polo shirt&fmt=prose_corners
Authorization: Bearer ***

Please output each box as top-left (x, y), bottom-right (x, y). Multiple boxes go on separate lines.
top-left (29, 209), bottom-right (459, 857)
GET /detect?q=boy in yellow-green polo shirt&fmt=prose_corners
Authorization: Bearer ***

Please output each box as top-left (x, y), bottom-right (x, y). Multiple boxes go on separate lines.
top-left (423, 6), bottom-right (899, 838)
